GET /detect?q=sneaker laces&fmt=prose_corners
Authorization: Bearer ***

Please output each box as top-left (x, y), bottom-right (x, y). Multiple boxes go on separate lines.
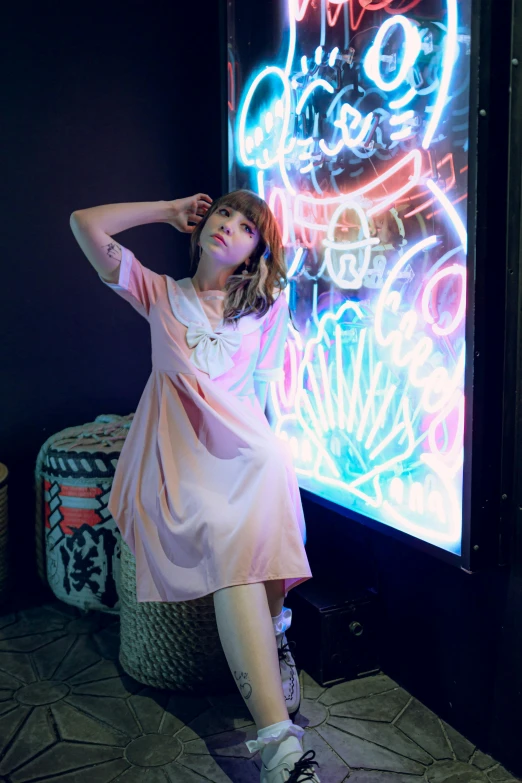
top-left (278, 639), bottom-right (297, 667)
top-left (286, 749), bottom-right (319, 782)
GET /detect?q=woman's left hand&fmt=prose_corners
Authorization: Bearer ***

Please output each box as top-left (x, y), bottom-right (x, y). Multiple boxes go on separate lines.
top-left (166, 193), bottom-right (213, 233)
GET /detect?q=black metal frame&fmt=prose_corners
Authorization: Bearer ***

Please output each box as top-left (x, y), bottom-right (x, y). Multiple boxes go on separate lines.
top-left (219, 0), bottom-right (229, 197)
top-left (222, 0), bottom-right (511, 572)
top-left (500, 0), bottom-right (522, 577)
top-left (465, 0), bottom-right (511, 572)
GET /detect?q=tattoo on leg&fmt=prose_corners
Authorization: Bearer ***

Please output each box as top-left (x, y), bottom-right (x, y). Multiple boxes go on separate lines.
top-left (234, 670), bottom-right (253, 700)
top-left (102, 242), bottom-right (122, 261)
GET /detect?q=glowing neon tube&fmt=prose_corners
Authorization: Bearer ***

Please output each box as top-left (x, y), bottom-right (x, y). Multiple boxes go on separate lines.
top-left (422, 0), bottom-right (458, 149)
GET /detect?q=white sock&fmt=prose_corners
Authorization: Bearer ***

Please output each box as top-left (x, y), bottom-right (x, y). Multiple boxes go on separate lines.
top-left (271, 606), bottom-right (292, 636)
top-left (257, 720), bottom-right (304, 769)
top-left (245, 718), bottom-right (305, 758)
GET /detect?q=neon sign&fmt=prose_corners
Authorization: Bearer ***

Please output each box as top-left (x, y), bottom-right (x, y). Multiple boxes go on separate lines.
top-left (228, 0), bottom-right (470, 555)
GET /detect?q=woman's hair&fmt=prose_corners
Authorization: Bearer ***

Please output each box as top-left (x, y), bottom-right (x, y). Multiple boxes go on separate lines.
top-left (190, 189), bottom-right (287, 325)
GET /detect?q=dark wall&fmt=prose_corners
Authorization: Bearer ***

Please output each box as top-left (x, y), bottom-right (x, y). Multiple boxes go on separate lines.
top-left (2, 2), bottom-right (223, 591)
top-left (2, 1), bottom-right (521, 779)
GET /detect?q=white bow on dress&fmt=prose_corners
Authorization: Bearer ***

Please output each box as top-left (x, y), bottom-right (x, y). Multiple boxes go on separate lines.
top-left (186, 323), bottom-right (242, 380)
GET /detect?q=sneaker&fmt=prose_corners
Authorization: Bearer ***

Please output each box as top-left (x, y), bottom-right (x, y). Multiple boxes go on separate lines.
top-left (277, 633), bottom-right (300, 717)
top-left (260, 748), bottom-right (320, 782)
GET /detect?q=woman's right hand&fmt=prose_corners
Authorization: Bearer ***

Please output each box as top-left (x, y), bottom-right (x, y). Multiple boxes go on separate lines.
top-left (166, 193), bottom-right (213, 233)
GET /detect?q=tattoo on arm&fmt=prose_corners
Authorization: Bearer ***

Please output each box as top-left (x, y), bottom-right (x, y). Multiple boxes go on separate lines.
top-left (102, 242), bottom-right (122, 261)
top-left (234, 670), bottom-right (253, 700)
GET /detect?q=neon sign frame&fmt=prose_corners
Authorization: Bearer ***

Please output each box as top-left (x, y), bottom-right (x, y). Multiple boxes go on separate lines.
top-left (226, 0), bottom-right (478, 566)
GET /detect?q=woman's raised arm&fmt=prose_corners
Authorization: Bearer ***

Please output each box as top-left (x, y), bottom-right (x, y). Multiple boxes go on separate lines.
top-left (70, 194), bottom-right (212, 282)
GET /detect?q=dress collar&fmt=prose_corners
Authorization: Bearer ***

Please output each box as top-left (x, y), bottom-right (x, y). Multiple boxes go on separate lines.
top-left (167, 277), bottom-right (270, 336)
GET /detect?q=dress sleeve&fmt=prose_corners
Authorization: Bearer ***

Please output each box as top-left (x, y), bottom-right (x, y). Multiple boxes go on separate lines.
top-left (99, 246), bottom-right (163, 319)
top-left (253, 292), bottom-right (290, 383)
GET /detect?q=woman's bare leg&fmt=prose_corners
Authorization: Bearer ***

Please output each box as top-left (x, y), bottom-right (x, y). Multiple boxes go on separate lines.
top-left (213, 582), bottom-right (289, 729)
top-left (264, 578), bottom-right (286, 618)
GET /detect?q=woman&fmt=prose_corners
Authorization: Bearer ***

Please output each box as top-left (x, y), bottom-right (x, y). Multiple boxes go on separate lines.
top-left (70, 189), bottom-right (320, 782)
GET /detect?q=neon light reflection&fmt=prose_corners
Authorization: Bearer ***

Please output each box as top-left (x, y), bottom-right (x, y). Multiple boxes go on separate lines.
top-left (230, 0), bottom-right (470, 554)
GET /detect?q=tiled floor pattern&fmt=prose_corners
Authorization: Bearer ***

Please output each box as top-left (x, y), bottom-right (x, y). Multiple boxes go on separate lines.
top-left (0, 602), bottom-right (519, 782)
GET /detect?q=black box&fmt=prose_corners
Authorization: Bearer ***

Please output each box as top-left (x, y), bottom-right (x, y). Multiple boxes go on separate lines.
top-left (285, 579), bottom-right (380, 687)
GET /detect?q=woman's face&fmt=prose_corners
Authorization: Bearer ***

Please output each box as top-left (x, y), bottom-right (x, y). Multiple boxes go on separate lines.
top-left (199, 205), bottom-right (261, 269)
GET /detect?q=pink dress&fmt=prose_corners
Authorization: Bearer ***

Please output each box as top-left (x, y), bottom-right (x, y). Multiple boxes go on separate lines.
top-left (101, 247), bottom-right (312, 602)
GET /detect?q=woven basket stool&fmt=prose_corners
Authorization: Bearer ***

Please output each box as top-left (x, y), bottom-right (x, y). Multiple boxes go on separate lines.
top-left (119, 541), bottom-right (236, 694)
top-left (35, 414), bottom-right (134, 614)
top-left (0, 464), bottom-right (9, 603)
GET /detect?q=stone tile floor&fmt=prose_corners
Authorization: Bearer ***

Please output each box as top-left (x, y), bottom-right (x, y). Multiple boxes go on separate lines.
top-left (0, 601), bottom-right (519, 783)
